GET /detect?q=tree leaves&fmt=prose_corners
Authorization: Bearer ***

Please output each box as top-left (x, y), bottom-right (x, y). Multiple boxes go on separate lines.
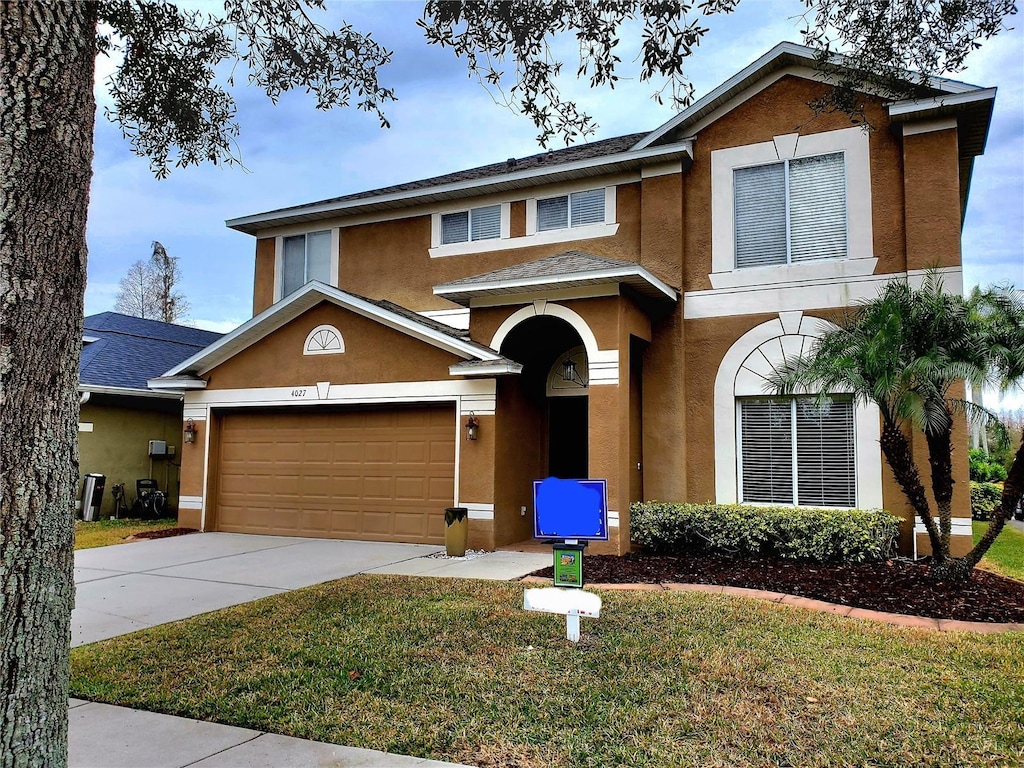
top-left (96, 0), bottom-right (396, 177)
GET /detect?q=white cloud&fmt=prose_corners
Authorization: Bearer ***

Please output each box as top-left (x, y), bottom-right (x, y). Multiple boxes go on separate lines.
top-left (191, 317), bottom-right (247, 334)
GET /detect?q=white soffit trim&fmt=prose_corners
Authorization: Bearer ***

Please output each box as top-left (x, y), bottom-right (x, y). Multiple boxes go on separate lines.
top-left (226, 141), bottom-right (694, 235)
top-left (449, 361), bottom-right (523, 377)
top-left (146, 376), bottom-right (208, 391)
top-left (82, 383), bottom-right (183, 399)
top-left (888, 88), bottom-right (997, 120)
top-left (901, 117), bottom-right (958, 136)
top-left (159, 282), bottom-right (501, 378)
top-left (685, 267), bottom-right (962, 319)
top-left (434, 264), bottom-right (678, 305)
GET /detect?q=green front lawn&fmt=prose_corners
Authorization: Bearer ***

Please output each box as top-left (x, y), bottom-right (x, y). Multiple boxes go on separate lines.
top-left (74, 518), bottom-right (177, 550)
top-left (71, 575), bottom-right (1024, 768)
top-left (975, 520), bottom-right (1024, 582)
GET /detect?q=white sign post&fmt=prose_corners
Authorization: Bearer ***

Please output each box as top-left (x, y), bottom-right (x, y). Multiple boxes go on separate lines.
top-left (523, 587), bottom-right (602, 642)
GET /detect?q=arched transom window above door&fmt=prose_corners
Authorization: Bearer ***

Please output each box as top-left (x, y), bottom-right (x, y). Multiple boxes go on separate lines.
top-left (547, 346), bottom-right (589, 396)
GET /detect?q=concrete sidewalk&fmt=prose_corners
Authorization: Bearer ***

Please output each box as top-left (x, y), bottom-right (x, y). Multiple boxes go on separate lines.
top-left (69, 699), bottom-right (470, 767)
top-left (70, 533), bottom-right (548, 767)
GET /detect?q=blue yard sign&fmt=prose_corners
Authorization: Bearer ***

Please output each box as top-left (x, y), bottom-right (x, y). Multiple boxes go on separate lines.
top-left (533, 477), bottom-right (609, 541)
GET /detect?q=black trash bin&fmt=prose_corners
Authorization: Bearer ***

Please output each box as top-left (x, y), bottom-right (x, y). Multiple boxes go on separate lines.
top-left (81, 473), bottom-right (106, 521)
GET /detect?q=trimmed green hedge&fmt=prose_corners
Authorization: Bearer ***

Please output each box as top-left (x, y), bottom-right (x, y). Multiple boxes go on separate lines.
top-left (970, 481), bottom-right (1003, 521)
top-left (631, 501), bottom-right (900, 563)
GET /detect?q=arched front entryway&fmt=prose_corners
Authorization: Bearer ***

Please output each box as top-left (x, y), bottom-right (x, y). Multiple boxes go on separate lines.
top-left (498, 315), bottom-right (589, 480)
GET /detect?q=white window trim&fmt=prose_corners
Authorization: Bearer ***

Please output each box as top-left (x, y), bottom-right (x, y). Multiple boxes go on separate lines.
top-left (274, 228), bottom-right (340, 302)
top-left (735, 396), bottom-right (858, 509)
top-left (713, 311), bottom-right (883, 509)
top-left (430, 202), bottom-right (511, 254)
top-left (526, 185), bottom-right (616, 236)
top-left (710, 126), bottom-right (873, 290)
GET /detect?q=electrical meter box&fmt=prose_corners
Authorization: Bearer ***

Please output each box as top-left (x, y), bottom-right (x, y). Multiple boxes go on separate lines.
top-left (148, 440), bottom-right (168, 457)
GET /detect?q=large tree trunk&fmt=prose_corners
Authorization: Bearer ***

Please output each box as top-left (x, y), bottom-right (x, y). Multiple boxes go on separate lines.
top-left (1, 4), bottom-right (96, 766)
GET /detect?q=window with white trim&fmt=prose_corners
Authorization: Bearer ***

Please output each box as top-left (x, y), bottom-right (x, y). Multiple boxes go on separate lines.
top-left (734, 152), bottom-right (847, 269)
top-left (537, 188), bottom-right (605, 231)
top-left (282, 230), bottom-right (332, 297)
top-left (441, 205), bottom-right (501, 244)
top-left (739, 396), bottom-right (856, 507)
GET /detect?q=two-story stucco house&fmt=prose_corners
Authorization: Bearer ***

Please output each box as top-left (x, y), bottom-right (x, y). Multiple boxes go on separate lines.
top-left (151, 42), bottom-right (995, 557)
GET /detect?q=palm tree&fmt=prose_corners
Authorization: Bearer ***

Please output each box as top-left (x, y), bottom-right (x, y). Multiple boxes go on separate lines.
top-left (769, 274), bottom-right (1024, 582)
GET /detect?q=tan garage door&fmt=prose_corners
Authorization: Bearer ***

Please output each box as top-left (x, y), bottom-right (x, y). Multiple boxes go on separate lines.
top-left (213, 405), bottom-right (455, 543)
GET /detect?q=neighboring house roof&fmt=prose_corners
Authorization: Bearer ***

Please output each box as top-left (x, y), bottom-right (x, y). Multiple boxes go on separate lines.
top-left (80, 313), bottom-right (223, 395)
top-left (433, 251), bottom-right (679, 306)
top-left (149, 282), bottom-right (518, 388)
top-left (226, 41), bottom-right (993, 235)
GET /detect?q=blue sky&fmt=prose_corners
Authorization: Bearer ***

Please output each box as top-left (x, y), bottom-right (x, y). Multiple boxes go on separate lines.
top-left (87, 1), bottom-right (1023, 399)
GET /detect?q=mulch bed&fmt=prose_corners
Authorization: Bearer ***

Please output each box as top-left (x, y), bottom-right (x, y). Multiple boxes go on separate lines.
top-left (532, 553), bottom-right (1024, 623)
top-left (128, 527), bottom-right (199, 541)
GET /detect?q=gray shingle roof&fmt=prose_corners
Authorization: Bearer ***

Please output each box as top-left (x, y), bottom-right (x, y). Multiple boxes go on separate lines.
top-left (80, 313), bottom-right (223, 391)
top-left (251, 134), bottom-right (649, 220)
top-left (436, 251), bottom-right (638, 289)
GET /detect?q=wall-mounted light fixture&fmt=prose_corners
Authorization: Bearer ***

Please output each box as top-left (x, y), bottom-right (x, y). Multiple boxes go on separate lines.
top-left (184, 418), bottom-right (198, 444)
top-left (465, 413), bottom-right (479, 441)
top-left (561, 358), bottom-right (586, 387)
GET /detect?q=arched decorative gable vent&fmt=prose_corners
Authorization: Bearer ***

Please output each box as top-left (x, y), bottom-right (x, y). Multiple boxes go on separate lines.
top-left (303, 325), bottom-right (345, 356)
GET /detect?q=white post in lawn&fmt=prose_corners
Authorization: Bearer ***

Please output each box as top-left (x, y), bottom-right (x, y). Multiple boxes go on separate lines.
top-left (523, 588), bottom-right (601, 643)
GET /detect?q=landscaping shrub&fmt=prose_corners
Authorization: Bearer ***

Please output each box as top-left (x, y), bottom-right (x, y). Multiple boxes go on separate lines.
top-left (970, 481), bottom-right (1003, 521)
top-left (969, 448), bottom-right (1008, 482)
top-left (630, 502), bottom-right (900, 563)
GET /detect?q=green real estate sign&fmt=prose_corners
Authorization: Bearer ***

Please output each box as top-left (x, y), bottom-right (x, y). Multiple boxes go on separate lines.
top-left (553, 545), bottom-right (584, 588)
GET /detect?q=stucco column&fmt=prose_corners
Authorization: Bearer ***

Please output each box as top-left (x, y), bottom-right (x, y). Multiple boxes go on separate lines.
top-left (588, 383), bottom-right (627, 554)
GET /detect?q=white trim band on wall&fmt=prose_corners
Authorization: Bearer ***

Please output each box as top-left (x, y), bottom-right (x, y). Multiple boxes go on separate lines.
top-left (608, 510), bottom-right (620, 528)
top-left (179, 496), bottom-right (203, 511)
top-left (463, 503), bottom-right (495, 521)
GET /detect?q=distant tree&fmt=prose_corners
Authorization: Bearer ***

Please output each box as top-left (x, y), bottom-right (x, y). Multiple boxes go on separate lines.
top-left (148, 241), bottom-right (190, 324)
top-left (0, 1), bottom-right (1017, 765)
top-left (113, 258), bottom-right (157, 319)
top-left (769, 276), bottom-right (1024, 583)
top-left (113, 242), bottom-right (189, 323)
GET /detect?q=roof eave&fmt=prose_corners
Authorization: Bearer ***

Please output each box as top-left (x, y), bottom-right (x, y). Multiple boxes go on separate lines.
top-left (433, 266), bottom-right (679, 307)
top-left (160, 282), bottom-right (502, 378)
top-left (145, 376), bottom-right (209, 391)
top-left (449, 360), bottom-right (524, 377)
top-left (225, 142), bottom-right (694, 236)
top-left (80, 383), bottom-right (184, 399)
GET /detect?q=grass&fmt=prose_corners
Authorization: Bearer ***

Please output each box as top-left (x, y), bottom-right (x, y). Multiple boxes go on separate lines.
top-left (975, 520), bottom-right (1024, 582)
top-left (74, 518), bottom-right (177, 550)
top-left (71, 575), bottom-right (1024, 768)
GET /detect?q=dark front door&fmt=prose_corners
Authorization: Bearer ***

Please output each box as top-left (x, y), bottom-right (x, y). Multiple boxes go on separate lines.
top-left (548, 397), bottom-right (588, 479)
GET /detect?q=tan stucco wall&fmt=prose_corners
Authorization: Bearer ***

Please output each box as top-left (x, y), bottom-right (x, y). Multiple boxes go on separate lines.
top-left (78, 400), bottom-right (182, 518)
top-left (903, 127), bottom-right (962, 271)
top-left (204, 301), bottom-right (462, 391)
top-left (253, 238), bottom-right (276, 315)
top-left (682, 75), bottom-right (909, 292)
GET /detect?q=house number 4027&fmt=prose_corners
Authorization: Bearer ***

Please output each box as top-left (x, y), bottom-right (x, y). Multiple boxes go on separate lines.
top-left (290, 388), bottom-right (307, 397)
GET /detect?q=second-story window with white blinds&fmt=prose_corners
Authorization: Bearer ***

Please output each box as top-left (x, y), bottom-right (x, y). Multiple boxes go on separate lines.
top-left (537, 188), bottom-right (606, 231)
top-left (441, 205), bottom-right (501, 245)
top-left (734, 152), bottom-right (847, 269)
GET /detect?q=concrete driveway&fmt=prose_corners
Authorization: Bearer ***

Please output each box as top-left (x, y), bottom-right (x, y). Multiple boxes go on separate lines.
top-left (73, 532), bottom-right (548, 646)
